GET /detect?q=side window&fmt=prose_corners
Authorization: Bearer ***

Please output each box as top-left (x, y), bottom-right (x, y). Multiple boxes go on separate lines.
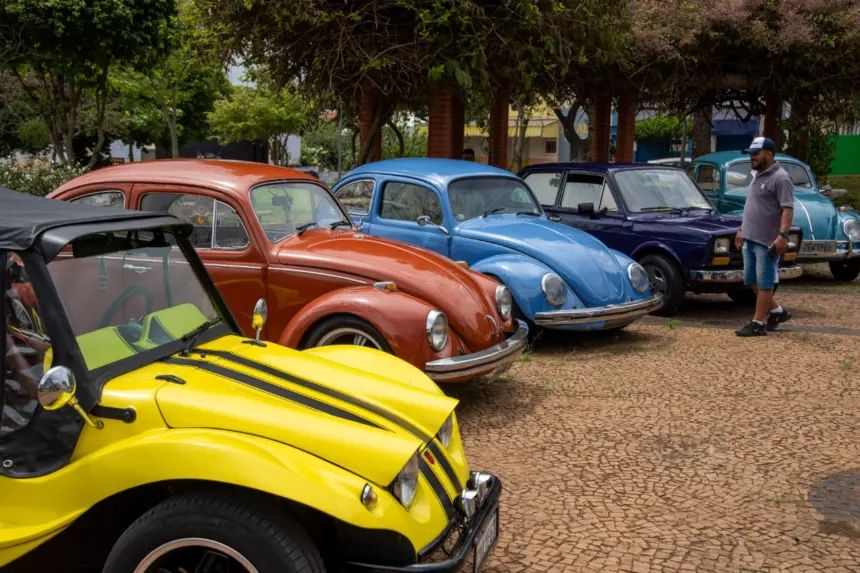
top-left (70, 191), bottom-right (125, 208)
top-left (140, 193), bottom-right (249, 250)
top-left (379, 182), bottom-right (443, 225)
top-left (3, 253), bottom-right (51, 437)
top-left (598, 182), bottom-right (618, 212)
top-left (561, 173), bottom-right (606, 210)
top-left (335, 180), bottom-right (374, 215)
top-left (696, 166), bottom-right (721, 192)
top-left (522, 172), bottom-right (562, 206)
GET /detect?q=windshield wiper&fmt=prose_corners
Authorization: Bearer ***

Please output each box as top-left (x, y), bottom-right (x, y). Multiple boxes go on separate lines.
top-left (516, 211), bottom-right (541, 217)
top-left (179, 317), bottom-right (223, 356)
top-left (482, 207), bottom-right (505, 218)
top-left (330, 220), bottom-right (353, 229)
top-left (296, 221), bottom-right (318, 236)
top-left (639, 207), bottom-right (682, 212)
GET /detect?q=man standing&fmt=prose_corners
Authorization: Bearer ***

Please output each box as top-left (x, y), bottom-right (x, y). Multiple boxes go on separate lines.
top-left (735, 137), bottom-right (794, 336)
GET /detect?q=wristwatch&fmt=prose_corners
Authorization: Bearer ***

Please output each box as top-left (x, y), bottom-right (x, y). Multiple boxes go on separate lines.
top-left (779, 231), bottom-right (790, 238)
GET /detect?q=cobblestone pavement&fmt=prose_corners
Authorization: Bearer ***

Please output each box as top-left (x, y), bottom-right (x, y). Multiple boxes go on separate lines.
top-left (448, 268), bottom-right (860, 572)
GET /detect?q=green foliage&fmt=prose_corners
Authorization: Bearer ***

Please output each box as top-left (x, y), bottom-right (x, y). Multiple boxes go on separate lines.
top-left (635, 116), bottom-right (692, 142)
top-left (16, 117), bottom-right (51, 151)
top-left (0, 160), bottom-right (87, 197)
top-left (783, 118), bottom-right (837, 182)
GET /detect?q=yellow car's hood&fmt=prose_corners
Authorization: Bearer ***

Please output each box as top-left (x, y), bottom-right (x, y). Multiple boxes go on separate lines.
top-left (155, 336), bottom-right (458, 486)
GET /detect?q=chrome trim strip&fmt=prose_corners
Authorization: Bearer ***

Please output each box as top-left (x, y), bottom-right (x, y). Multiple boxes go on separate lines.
top-left (796, 198), bottom-right (814, 237)
top-left (689, 265), bottom-right (803, 282)
top-left (533, 293), bottom-right (663, 327)
top-left (425, 320), bottom-right (528, 380)
top-left (268, 267), bottom-right (366, 284)
top-left (203, 262), bottom-right (263, 270)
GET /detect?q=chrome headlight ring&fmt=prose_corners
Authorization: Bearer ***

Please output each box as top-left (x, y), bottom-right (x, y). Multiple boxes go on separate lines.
top-left (390, 452), bottom-right (420, 509)
top-left (426, 310), bottom-right (449, 352)
top-left (438, 413), bottom-right (454, 448)
top-left (494, 285), bottom-right (512, 320)
top-left (541, 273), bottom-right (567, 306)
top-left (627, 263), bottom-right (650, 294)
top-left (844, 218), bottom-right (860, 241)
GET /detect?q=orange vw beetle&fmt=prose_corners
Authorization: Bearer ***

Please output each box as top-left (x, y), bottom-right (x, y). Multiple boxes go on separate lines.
top-left (51, 160), bottom-right (527, 382)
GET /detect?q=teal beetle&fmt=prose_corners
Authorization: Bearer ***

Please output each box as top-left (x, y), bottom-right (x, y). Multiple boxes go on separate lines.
top-left (691, 151), bottom-right (860, 281)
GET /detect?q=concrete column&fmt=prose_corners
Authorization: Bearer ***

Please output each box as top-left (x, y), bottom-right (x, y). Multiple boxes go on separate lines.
top-left (359, 85), bottom-right (382, 163)
top-left (615, 92), bottom-right (637, 163)
top-left (589, 94), bottom-right (612, 163)
top-left (488, 87), bottom-right (509, 169)
top-left (428, 85), bottom-right (466, 159)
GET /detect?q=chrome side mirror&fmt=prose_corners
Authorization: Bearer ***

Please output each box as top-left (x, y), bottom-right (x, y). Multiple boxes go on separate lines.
top-left (416, 215), bottom-right (450, 235)
top-left (37, 366), bottom-right (102, 429)
top-left (821, 184), bottom-right (833, 196)
top-left (252, 298), bottom-right (267, 341)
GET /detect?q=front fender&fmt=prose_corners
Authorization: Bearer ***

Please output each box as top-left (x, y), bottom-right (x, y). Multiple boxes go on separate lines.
top-left (278, 285), bottom-right (444, 371)
top-left (837, 210), bottom-right (860, 240)
top-left (0, 429), bottom-right (449, 565)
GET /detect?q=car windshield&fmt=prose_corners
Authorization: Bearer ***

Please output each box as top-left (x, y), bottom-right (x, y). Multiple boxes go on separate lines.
top-left (448, 178), bottom-right (541, 221)
top-left (46, 229), bottom-right (223, 372)
top-left (726, 161), bottom-right (815, 192)
top-left (250, 181), bottom-right (351, 242)
top-left (614, 169), bottom-right (713, 213)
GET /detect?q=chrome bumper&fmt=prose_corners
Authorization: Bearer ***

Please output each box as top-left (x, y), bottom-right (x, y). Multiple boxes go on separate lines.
top-left (797, 240), bottom-right (860, 260)
top-left (690, 265), bottom-right (803, 283)
top-left (533, 293), bottom-right (663, 328)
top-left (425, 319), bottom-right (528, 382)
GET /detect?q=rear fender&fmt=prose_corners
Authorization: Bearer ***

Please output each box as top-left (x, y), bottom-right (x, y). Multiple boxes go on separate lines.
top-left (279, 285), bottom-right (443, 370)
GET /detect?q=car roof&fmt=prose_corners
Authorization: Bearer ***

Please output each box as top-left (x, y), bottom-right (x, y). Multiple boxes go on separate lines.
top-left (51, 159), bottom-right (319, 199)
top-left (0, 186), bottom-right (175, 252)
top-left (693, 151), bottom-right (802, 165)
top-left (519, 162), bottom-right (677, 173)
top-left (347, 158), bottom-right (521, 187)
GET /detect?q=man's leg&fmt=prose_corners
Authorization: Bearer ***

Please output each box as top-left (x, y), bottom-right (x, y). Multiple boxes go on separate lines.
top-left (754, 242), bottom-right (777, 321)
top-left (766, 251), bottom-right (791, 330)
top-left (754, 288), bottom-right (774, 322)
top-left (736, 242), bottom-right (768, 336)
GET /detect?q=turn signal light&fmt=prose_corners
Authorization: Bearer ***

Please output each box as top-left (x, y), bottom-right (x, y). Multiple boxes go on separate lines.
top-left (373, 281), bottom-right (399, 292)
top-left (712, 257), bottom-right (730, 266)
top-left (784, 252), bottom-right (797, 261)
top-left (455, 261), bottom-right (469, 269)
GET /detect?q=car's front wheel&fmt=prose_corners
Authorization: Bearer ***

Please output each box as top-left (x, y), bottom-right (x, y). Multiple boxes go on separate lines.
top-left (830, 260), bottom-right (860, 282)
top-left (303, 315), bottom-right (393, 352)
top-left (103, 493), bottom-right (325, 573)
top-left (640, 254), bottom-right (685, 316)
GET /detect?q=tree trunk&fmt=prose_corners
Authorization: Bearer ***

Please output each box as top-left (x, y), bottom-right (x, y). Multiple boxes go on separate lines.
top-left (508, 101), bottom-right (529, 171)
top-left (387, 120), bottom-right (405, 158)
top-left (357, 98), bottom-right (388, 165)
top-left (86, 71), bottom-right (109, 169)
top-left (678, 115), bottom-right (689, 169)
top-left (692, 108), bottom-right (712, 159)
top-left (553, 106), bottom-right (577, 161)
top-left (351, 128), bottom-right (359, 166)
top-left (169, 116), bottom-right (179, 158)
top-left (128, 139), bottom-right (134, 163)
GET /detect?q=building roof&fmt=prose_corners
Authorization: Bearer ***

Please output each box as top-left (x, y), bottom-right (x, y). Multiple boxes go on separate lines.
top-left (348, 158), bottom-right (520, 187)
top-left (51, 160), bottom-right (318, 200)
top-left (0, 186), bottom-right (171, 251)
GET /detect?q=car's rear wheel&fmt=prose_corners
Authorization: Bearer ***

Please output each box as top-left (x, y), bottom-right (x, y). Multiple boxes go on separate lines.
top-left (303, 315), bottom-right (392, 352)
top-left (829, 260), bottom-right (860, 282)
top-left (639, 254), bottom-right (685, 316)
top-left (103, 493), bottom-right (325, 573)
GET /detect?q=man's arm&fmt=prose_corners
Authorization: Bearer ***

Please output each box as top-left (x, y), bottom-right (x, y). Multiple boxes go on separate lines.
top-left (772, 176), bottom-right (795, 254)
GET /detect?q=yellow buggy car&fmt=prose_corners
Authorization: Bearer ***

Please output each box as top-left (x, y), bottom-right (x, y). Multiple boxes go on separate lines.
top-left (0, 187), bottom-right (501, 572)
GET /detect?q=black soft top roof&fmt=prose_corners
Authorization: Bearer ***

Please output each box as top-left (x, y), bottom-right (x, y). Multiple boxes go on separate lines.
top-left (0, 186), bottom-right (180, 252)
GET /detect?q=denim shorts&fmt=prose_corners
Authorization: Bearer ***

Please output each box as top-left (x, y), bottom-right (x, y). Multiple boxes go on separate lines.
top-left (743, 240), bottom-right (779, 290)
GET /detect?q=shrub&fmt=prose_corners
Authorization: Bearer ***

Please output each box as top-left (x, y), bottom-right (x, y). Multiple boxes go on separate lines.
top-left (0, 160), bottom-right (88, 197)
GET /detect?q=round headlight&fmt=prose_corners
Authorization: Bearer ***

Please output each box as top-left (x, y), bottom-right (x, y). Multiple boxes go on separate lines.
top-left (438, 413), bottom-right (454, 448)
top-left (787, 232), bottom-right (800, 249)
top-left (494, 285), bottom-right (512, 320)
top-left (391, 452), bottom-right (420, 509)
top-left (714, 237), bottom-right (731, 254)
top-left (844, 218), bottom-right (860, 240)
top-left (541, 273), bottom-right (567, 306)
top-left (628, 263), bottom-right (649, 294)
top-left (426, 310), bottom-right (448, 352)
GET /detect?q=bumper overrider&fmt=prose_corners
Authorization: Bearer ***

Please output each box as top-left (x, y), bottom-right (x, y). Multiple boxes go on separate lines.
top-left (424, 320), bottom-right (528, 382)
top-left (690, 265), bottom-right (803, 283)
top-left (349, 472), bottom-right (503, 572)
top-left (533, 293), bottom-right (663, 328)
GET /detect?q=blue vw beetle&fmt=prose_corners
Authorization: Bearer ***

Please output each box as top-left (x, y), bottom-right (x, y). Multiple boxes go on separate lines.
top-left (692, 151), bottom-right (860, 281)
top-left (332, 159), bottom-right (663, 331)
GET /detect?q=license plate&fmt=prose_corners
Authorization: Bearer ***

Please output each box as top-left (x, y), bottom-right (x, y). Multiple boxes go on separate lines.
top-left (800, 241), bottom-right (837, 254)
top-left (473, 507), bottom-right (499, 572)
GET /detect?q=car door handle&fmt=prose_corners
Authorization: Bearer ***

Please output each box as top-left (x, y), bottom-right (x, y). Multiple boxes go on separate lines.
top-left (123, 264), bottom-right (153, 273)
top-left (548, 215), bottom-right (560, 222)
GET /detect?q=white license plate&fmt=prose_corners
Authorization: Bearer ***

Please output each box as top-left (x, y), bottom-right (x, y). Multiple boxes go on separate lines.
top-left (800, 241), bottom-right (837, 254)
top-left (473, 507), bottom-right (499, 572)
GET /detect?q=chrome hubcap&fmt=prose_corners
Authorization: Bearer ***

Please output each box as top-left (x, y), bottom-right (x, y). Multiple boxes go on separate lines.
top-left (645, 265), bottom-right (667, 294)
top-left (134, 538), bottom-right (258, 573)
top-left (316, 327), bottom-right (383, 349)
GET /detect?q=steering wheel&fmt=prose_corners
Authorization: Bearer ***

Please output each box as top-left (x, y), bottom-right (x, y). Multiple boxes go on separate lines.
top-left (98, 284), bottom-right (154, 329)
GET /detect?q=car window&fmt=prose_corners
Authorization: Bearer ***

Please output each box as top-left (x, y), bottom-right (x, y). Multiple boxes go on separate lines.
top-left (561, 173), bottom-right (605, 210)
top-left (2, 253), bottom-right (51, 438)
top-left (780, 162), bottom-right (814, 189)
top-left (140, 193), bottom-right (250, 250)
top-left (695, 166), bottom-right (721, 192)
top-left (334, 180), bottom-right (375, 215)
top-left (448, 178), bottom-right (541, 221)
top-left (69, 191), bottom-right (125, 208)
top-left (522, 172), bottom-right (561, 206)
top-left (380, 182), bottom-right (443, 225)
top-left (250, 182), bottom-right (350, 242)
top-left (598, 182), bottom-right (618, 212)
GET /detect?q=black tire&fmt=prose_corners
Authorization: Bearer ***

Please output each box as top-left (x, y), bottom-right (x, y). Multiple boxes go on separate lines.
top-left (830, 260), bottom-right (860, 282)
top-left (727, 289), bottom-right (757, 306)
top-left (103, 493), bottom-right (325, 573)
top-left (302, 315), bottom-right (393, 353)
top-left (640, 254), bottom-right (686, 316)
